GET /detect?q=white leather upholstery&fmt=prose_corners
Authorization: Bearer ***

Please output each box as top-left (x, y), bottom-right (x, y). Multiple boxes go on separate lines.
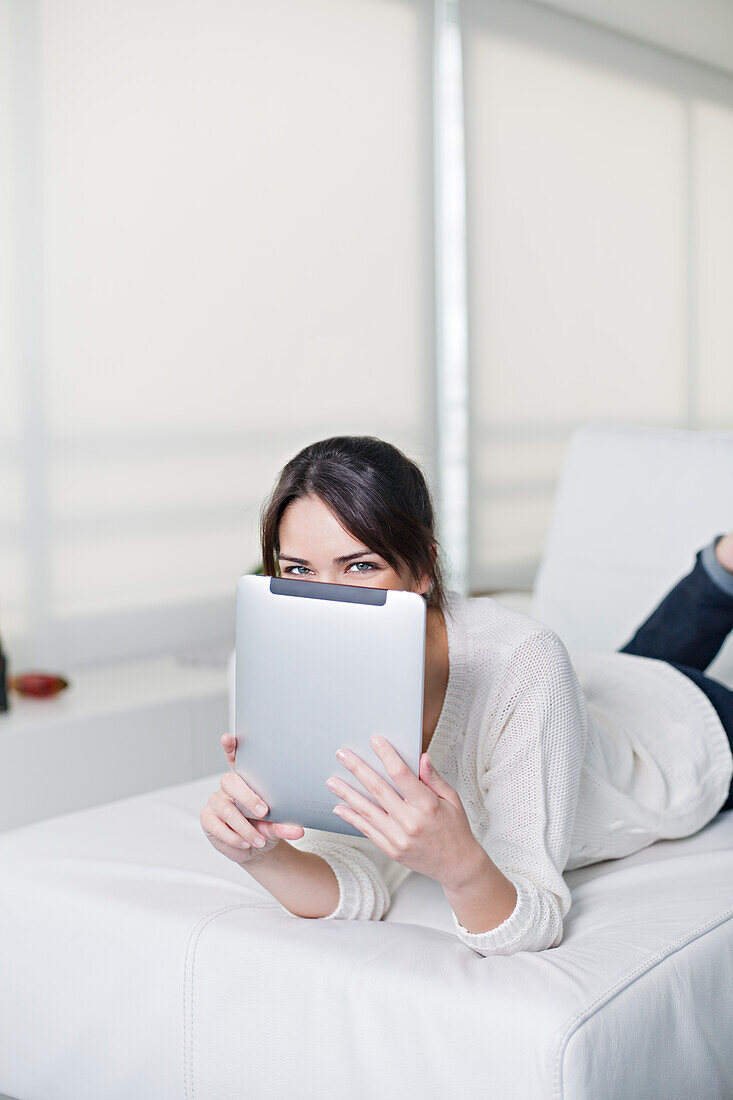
top-left (1, 423), bottom-right (732, 1100)
top-left (0, 774), bottom-right (731, 1100)
top-left (531, 423), bottom-right (733, 688)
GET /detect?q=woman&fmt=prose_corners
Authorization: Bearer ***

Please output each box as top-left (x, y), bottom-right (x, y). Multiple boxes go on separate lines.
top-left (200, 436), bottom-right (733, 956)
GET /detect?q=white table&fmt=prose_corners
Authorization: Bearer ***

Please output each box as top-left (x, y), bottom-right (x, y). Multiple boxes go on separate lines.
top-left (0, 652), bottom-right (229, 831)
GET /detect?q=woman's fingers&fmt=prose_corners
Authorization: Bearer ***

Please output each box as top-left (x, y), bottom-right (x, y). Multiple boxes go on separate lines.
top-left (216, 774), bottom-right (305, 840)
top-left (273, 822), bottom-right (306, 839)
top-left (369, 738), bottom-right (436, 806)
top-left (332, 741), bottom-right (428, 829)
top-left (201, 806), bottom-right (254, 850)
top-left (219, 770), bottom-right (268, 817)
top-left (220, 731), bottom-right (237, 766)
top-left (213, 790), bottom-right (267, 847)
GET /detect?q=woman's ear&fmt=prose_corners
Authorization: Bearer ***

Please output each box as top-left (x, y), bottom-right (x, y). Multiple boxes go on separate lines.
top-left (418, 544), bottom-right (437, 596)
top-left (405, 566), bottom-right (430, 597)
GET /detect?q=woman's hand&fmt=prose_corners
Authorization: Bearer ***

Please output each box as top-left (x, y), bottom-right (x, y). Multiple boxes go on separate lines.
top-left (200, 732), bottom-right (305, 865)
top-left (325, 737), bottom-right (480, 887)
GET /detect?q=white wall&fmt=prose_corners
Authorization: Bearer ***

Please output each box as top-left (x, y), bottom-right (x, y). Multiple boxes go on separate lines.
top-left (535, 0), bottom-right (733, 76)
top-left (461, 0), bottom-right (733, 592)
top-left (4, 0), bottom-right (733, 659)
top-left (2, 0), bottom-right (437, 669)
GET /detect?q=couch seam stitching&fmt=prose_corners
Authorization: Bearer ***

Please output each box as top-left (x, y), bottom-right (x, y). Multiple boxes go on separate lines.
top-left (552, 906), bottom-right (733, 1099)
top-left (183, 904), bottom-right (251, 1100)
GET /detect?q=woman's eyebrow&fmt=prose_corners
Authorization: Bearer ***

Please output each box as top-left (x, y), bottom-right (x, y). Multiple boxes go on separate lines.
top-left (278, 550), bottom-right (377, 565)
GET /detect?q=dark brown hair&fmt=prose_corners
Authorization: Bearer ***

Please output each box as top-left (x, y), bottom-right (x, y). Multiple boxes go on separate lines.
top-left (259, 436), bottom-right (451, 618)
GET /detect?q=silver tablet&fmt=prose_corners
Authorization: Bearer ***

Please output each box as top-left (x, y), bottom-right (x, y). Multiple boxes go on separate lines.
top-left (233, 573), bottom-right (426, 837)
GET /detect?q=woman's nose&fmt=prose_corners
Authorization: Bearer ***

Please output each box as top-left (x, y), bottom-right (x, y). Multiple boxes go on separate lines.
top-left (321, 573), bottom-right (345, 586)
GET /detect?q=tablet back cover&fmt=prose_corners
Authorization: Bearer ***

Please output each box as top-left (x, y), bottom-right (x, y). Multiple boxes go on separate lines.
top-left (234, 574), bottom-right (426, 836)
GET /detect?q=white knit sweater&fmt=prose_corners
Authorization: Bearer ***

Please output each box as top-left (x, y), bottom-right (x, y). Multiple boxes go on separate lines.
top-left (288, 589), bottom-right (733, 956)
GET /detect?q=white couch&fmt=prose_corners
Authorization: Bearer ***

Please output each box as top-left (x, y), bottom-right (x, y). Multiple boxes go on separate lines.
top-left (1, 423), bottom-right (732, 1100)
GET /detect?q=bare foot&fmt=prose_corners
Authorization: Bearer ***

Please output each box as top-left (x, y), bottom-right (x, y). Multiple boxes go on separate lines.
top-left (714, 533), bottom-right (733, 575)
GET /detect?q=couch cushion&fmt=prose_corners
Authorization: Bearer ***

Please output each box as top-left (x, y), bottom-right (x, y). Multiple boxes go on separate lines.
top-left (0, 775), bottom-right (731, 1099)
top-left (530, 424), bottom-right (733, 688)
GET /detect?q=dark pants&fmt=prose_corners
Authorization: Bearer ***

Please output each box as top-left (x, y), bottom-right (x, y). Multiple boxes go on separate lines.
top-left (617, 535), bottom-right (733, 814)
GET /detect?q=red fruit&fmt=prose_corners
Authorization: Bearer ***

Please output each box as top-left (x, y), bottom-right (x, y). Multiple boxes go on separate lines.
top-left (8, 672), bottom-right (70, 698)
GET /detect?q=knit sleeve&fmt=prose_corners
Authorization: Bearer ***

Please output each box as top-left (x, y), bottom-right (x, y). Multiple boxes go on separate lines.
top-left (285, 828), bottom-right (411, 921)
top-left (451, 629), bottom-right (589, 957)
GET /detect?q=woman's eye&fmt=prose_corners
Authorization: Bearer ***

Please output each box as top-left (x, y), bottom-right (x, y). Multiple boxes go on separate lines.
top-left (282, 563), bottom-right (376, 576)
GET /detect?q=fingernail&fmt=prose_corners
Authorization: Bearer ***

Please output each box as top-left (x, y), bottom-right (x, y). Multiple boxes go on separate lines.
top-left (256, 802), bottom-right (268, 815)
